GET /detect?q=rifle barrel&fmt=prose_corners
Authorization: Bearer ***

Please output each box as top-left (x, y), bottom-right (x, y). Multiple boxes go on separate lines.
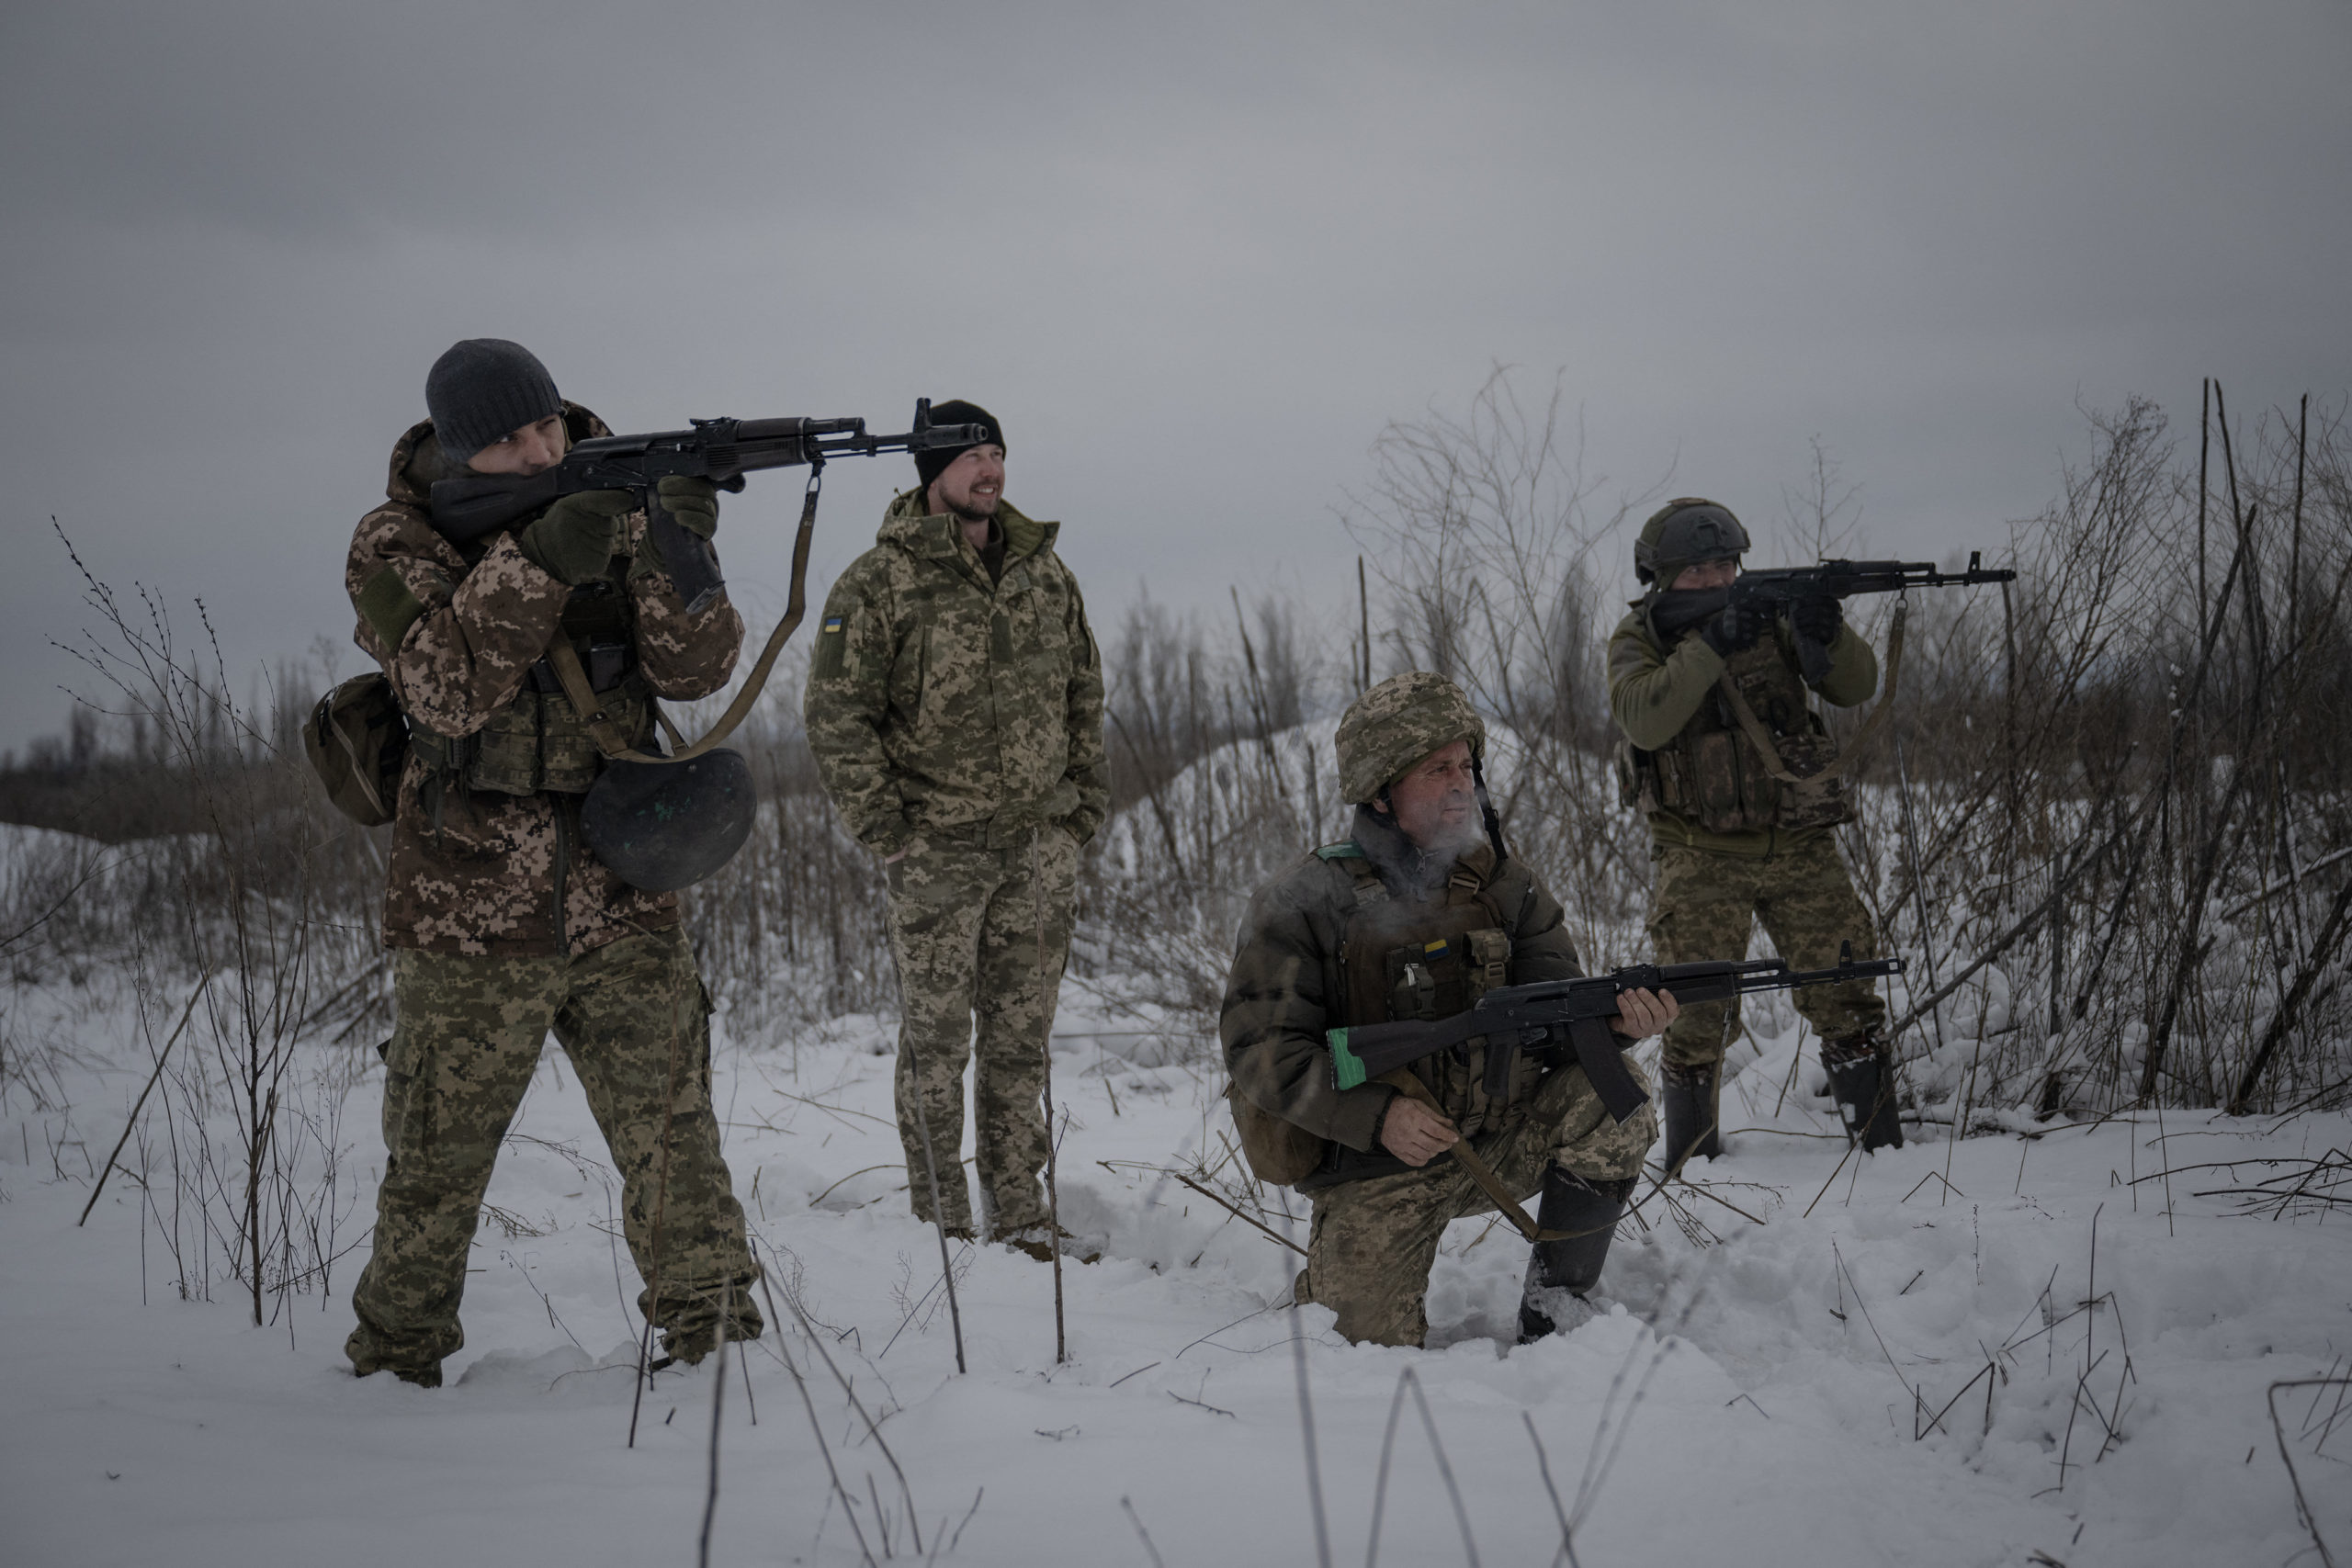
top-left (1326, 953), bottom-right (1904, 1089)
top-left (426, 416), bottom-right (995, 541)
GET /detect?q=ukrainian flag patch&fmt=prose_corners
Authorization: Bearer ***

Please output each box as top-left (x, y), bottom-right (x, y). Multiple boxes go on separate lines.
top-left (822, 615), bottom-right (844, 634)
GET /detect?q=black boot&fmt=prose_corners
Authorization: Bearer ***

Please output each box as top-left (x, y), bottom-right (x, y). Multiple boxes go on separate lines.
top-left (1824, 1034), bottom-right (1904, 1152)
top-left (1517, 1168), bottom-right (1636, 1342)
top-left (1661, 1060), bottom-right (1722, 1170)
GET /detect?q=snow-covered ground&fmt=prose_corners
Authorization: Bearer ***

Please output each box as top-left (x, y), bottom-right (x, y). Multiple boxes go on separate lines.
top-left (6, 967), bottom-right (2350, 1567)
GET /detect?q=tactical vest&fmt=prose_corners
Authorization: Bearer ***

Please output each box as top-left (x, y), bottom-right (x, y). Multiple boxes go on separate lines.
top-left (1332, 852), bottom-right (1539, 1141)
top-left (409, 577), bottom-right (655, 796)
top-left (1227, 841), bottom-right (1566, 1189)
top-left (1622, 620), bottom-right (1851, 834)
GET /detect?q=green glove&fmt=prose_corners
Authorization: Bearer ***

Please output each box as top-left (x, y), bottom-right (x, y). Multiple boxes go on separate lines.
top-left (657, 475), bottom-right (721, 541)
top-left (516, 489), bottom-right (636, 584)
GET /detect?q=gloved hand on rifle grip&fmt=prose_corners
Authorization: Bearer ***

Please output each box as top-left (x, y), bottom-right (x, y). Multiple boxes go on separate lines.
top-left (1792, 592), bottom-right (1842, 645)
top-left (516, 488), bottom-right (637, 585)
top-left (1700, 596), bottom-right (1764, 658)
top-left (655, 474), bottom-right (722, 542)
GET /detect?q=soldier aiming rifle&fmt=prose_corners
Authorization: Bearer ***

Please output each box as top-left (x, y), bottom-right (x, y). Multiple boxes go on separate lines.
top-left (335, 339), bottom-right (779, 1385)
top-left (1608, 498), bottom-right (2014, 1168)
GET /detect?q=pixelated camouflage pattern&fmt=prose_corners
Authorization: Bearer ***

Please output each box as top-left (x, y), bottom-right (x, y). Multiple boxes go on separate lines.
top-left (1607, 599), bottom-right (1877, 857)
top-left (800, 490), bottom-right (1107, 860)
top-left (1222, 806), bottom-right (1618, 1164)
top-left (345, 406), bottom-right (744, 956)
top-left (886, 826), bottom-right (1079, 1235)
top-left (1646, 836), bottom-right (1886, 1069)
top-left (1296, 1049), bottom-right (1656, 1347)
top-left (345, 926), bottom-right (761, 1376)
top-left (1332, 671), bottom-right (1487, 805)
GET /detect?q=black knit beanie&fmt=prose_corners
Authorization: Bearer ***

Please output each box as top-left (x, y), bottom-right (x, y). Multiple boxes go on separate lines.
top-left (914, 400), bottom-right (1005, 490)
top-left (426, 339), bottom-right (562, 461)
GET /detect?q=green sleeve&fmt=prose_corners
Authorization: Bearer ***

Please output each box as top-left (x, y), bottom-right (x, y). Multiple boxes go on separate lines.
top-left (1506, 866), bottom-right (1585, 984)
top-left (1059, 577), bottom-right (1110, 844)
top-left (801, 569), bottom-right (913, 856)
top-left (1220, 868), bottom-right (1396, 1153)
top-left (1608, 622), bottom-right (1725, 750)
top-left (345, 507), bottom-right (565, 740)
top-left (1812, 623), bottom-right (1880, 707)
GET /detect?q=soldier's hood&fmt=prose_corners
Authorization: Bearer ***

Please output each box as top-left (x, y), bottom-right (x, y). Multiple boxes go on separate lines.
top-left (383, 401), bottom-right (612, 508)
top-left (1349, 803), bottom-right (1498, 897)
top-left (877, 488), bottom-right (1058, 563)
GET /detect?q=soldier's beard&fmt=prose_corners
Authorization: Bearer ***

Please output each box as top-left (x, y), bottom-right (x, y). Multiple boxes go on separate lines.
top-left (1415, 812), bottom-right (1483, 861)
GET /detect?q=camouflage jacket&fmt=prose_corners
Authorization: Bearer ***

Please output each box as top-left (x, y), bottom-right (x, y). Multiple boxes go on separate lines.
top-left (345, 404), bottom-right (744, 957)
top-left (1221, 807), bottom-right (1586, 1188)
top-left (1607, 597), bottom-right (1876, 857)
top-left (801, 489), bottom-right (1107, 857)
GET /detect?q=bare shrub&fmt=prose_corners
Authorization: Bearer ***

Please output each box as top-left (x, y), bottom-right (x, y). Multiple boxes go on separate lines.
top-left (22, 533), bottom-right (380, 1320)
top-left (9, 378), bottom-right (2348, 1164)
top-left (1341, 366), bottom-right (1668, 956)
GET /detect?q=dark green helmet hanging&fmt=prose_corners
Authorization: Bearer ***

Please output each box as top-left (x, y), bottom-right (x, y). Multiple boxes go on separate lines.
top-left (1634, 498), bottom-right (1751, 586)
top-left (580, 750), bottom-right (757, 892)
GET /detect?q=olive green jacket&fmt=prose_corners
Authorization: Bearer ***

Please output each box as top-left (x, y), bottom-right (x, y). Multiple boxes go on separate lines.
top-left (802, 490), bottom-right (1108, 857)
top-left (1221, 807), bottom-right (1584, 1179)
top-left (1606, 597), bottom-right (1877, 856)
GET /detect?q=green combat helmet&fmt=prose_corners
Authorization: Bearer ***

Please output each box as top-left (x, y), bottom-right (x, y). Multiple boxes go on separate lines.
top-left (1634, 498), bottom-right (1751, 586)
top-left (1334, 671), bottom-right (1487, 805)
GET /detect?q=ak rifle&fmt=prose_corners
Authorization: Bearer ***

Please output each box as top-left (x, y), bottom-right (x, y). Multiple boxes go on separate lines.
top-left (1327, 949), bottom-right (1905, 1124)
top-left (427, 399), bottom-right (992, 612)
top-left (1657, 553), bottom-right (2018, 682)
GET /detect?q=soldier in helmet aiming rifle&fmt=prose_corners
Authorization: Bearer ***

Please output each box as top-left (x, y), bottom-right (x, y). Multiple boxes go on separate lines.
top-left (1609, 498), bottom-right (1905, 1165)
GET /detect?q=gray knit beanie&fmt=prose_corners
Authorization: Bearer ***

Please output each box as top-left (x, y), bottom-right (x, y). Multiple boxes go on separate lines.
top-left (425, 339), bottom-right (562, 461)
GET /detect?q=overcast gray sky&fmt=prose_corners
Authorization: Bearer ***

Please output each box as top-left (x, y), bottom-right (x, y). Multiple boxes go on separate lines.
top-left (4, 1), bottom-right (2346, 752)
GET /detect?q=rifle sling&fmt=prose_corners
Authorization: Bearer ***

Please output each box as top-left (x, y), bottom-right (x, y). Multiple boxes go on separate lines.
top-left (545, 472), bottom-right (823, 765)
top-left (1716, 598), bottom-right (1906, 786)
top-left (1374, 1072), bottom-right (1616, 1245)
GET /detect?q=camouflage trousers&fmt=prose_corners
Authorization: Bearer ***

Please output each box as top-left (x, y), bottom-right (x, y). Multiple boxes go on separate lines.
top-left (1299, 1060), bottom-right (1657, 1348)
top-left (886, 824), bottom-right (1079, 1235)
top-left (346, 926), bottom-right (761, 1377)
top-left (1646, 835), bottom-right (1886, 1070)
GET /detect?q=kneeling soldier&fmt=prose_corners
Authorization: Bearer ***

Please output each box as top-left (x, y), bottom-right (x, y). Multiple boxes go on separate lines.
top-left (1222, 673), bottom-right (1670, 1348)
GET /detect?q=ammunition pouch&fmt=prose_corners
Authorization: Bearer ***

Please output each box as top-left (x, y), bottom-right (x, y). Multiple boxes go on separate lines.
top-left (305, 671), bottom-right (409, 827)
top-left (1614, 739), bottom-right (1643, 809)
top-left (1338, 869), bottom-right (1526, 1143)
top-left (1637, 637), bottom-right (1853, 834)
top-left (399, 640), bottom-right (650, 798)
top-left (465, 643), bottom-right (649, 796)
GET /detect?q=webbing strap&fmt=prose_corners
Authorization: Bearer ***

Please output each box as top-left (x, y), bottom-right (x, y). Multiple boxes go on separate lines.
top-left (549, 465), bottom-right (824, 765)
top-left (1717, 599), bottom-right (1907, 785)
top-left (1376, 1070), bottom-right (1617, 1244)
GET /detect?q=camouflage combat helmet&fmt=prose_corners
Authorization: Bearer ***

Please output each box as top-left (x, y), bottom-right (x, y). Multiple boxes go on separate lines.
top-left (1634, 498), bottom-right (1751, 586)
top-left (1335, 671), bottom-right (1486, 804)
